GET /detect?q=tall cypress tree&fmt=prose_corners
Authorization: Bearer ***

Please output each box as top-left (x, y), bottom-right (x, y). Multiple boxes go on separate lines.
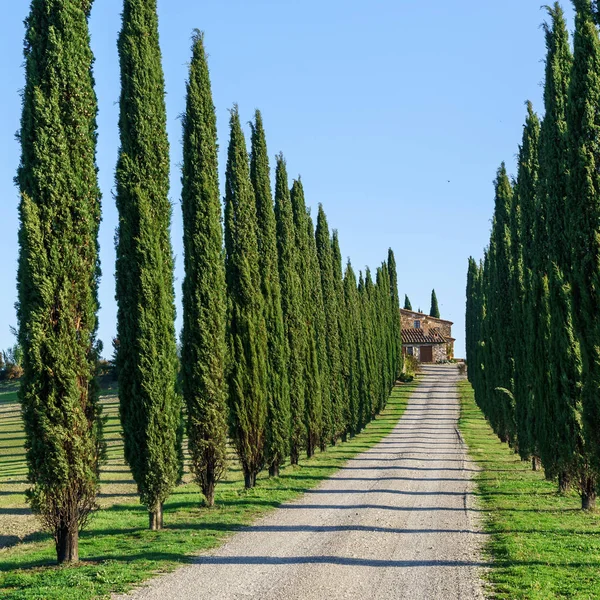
top-left (274, 156), bottom-right (306, 465)
top-left (250, 116), bottom-right (290, 477)
top-left (17, 0), bottom-right (103, 563)
top-left (343, 262), bottom-right (360, 435)
top-left (388, 249), bottom-right (403, 379)
top-left (539, 5), bottom-right (586, 492)
top-left (510, 102), bottom-right (541, 467)
top-left (316, 205), bottom-right (344, 443)
top-left (332, 231), bottom-right (350, 438)
top-left (567, 0), bottom-right (600, 508)
top-left (224, 106), bottom-right (268, 488)
top-left (404, 295), bottom-right (412, 310)
top-left (115, 0), bottom-right (180, 530)
top-left (180, 32), bottom-right (228, 507)
top-left (487, 165), bottom-right (515, 444)
top-left (429, 289), bottom-right (441, 318)
top-left (291, 179), bottom-right (324, 456)
top-left (357, 272), bottom-right (374, 427)
top-left (306, 209), bottom-right (331, 449)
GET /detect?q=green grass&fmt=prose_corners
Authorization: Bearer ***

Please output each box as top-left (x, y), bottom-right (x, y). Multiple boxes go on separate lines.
top-left (458, 380), bottom-right (600, 599)
top-left (0, 380), bottom-right (417, 600)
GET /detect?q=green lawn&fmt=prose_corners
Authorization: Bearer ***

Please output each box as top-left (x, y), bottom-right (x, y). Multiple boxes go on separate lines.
top-left (458, 380), bottom-right (600, 599)
top-left (0, 380), bottom-right (417, 600)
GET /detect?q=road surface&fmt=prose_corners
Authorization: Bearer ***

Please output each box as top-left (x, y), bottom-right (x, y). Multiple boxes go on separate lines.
top-left (116, 364), bottom-right (485, 600)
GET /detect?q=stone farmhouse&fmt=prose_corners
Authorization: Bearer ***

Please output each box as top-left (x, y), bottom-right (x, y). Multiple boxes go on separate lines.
top-left (400, 309), bottom-right (455, 363)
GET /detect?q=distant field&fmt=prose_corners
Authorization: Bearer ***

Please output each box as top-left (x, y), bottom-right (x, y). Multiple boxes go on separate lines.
top-left (458, 380), bottom-right (600, 599)
top-left (0, 380), bottom-right (418, 599)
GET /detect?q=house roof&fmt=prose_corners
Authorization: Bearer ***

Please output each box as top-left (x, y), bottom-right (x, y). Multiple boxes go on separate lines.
top-left (402, 328), bottom-right (447, 345)
top-left (400, 308), bottom-right (453, 325)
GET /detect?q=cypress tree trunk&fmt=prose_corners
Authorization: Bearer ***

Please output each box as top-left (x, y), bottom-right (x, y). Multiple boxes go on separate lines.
top-left (17, 0), bottom-right (104, 564)
top-left (274, 157), bottom-right (306, 466)
top-left (115, 0), bottom-right (181, 528)
top-left (181, 32), bottom-right (228, 508)
top-left (224, 107), bottom-right (268, 488)
top-left (251, 117), bottom-right (291, 477)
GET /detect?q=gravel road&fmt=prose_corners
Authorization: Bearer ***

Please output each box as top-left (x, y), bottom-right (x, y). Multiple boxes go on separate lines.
top-left (116, 364), bottom-right (486, 600)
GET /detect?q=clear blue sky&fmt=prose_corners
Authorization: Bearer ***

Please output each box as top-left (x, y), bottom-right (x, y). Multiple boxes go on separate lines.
top-left (0, 1), bottom-right (576, 358)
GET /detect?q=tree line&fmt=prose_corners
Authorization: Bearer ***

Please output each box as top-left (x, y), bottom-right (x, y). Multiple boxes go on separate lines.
top-left (15, 0), bottom-right (403, 563)
top-left (466, 0), bottom-right (600, 511)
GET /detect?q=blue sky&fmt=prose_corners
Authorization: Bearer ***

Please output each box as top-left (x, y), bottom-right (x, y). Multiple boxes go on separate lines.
top-left (0, 1), bottom-right (576, 358)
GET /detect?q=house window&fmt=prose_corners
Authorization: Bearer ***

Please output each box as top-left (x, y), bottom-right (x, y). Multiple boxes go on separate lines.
top-left (407, 347), bottom-right (414, 356)
top-left (414, 320), bottom-right (421, 329)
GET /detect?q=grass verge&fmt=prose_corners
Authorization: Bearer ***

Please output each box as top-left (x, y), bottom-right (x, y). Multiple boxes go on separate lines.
top-left (458, 379), bottom-right (600, 599)
top-left (0, 380), bottom-right (417, 600)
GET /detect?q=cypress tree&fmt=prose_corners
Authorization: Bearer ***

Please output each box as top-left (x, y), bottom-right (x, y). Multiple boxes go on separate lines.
top-left (17, 0), bottom-right (103, 563)
top-left (332, 231), bottom-right (351, 439)
top-left (291, 179), bottom-right (324, 456)
top-left (115, 0), bottom-right (180, 530)
top-left (388, 249), bottom-right (403, 379)
top-left (306, 210), bottom-right (331, 449)
top-left (224, 106), bottom-right (268, 488)
top-left (343, 261), bottom-right (362, 435)
top-left (487, 165), bottom-right (516, 444)
top-left (357, 272), bottom-right (374, 427)
top-left (567, 0), bottom-right (600, 508)
top-left (180, 32), bottom-right (228, 507)
top-left (404, 295), bottom-right (412, 310)
top-left (274, 156), bottom-right (305, 465)
top-left (363, 269), bottom-right (379, 419)
top-left (510, 102), bottom-right (541, 466)
top-left (466, 258), bottom-right (478, 385)
top-left (429, 289), bottom-right (441, 318)
top-left (250, 116), bottom-right (290, 477)
top-left (540, 5), bottom-right (584, 491)
top-left (316, 205), bottom-right (344, 443)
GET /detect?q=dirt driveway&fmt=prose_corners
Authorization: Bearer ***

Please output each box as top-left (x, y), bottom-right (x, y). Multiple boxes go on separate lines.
top-left (117, 364), bottom-right (486, 600)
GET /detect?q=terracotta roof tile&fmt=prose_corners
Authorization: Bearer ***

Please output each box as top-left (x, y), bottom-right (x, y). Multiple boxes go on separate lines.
top-left (401, 328), bottom-right (446, 344)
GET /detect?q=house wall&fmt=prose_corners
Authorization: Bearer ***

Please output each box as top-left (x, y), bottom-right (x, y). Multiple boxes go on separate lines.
top-left (404, 343), bottom-right (448, 363)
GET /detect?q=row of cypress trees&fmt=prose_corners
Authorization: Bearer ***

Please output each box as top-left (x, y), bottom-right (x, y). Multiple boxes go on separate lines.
top-left (16, 0), bottom-right (403, 563)
top-left (466, 0), bottom-right (600, 510)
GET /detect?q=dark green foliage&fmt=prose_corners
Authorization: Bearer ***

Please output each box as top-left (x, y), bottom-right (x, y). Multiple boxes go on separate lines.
top-left (467, 0), bottom-right (600, 509)
top-left (16, 0), bottom-right (104, 563)
top-left (343, 262), bottom-right (363, 434)
top-left (487, 165), bottom-right (516, 445)
top-left (388, 249), bottom-right (403, 379)
top-left (250, 117), bottom-right (290, 477)
top-left (332, 231), bottom-right (350, 437)
top-left (567, 0), bottom-right (600, 506)
top-left (315, 205), bottom-right (345, 443)
top-left (224, 107), bottom-right (269, 489)
top-left (180, 32), bottom-right (228, 507)
top-left (291, 179), bottom-right (324, 456)
top-left (273, 157), bottom-right (305, 465)
top-left (115, 0), bottom-right (180, 530)
top-left (429, 289), bottom-right (440, 318)
top-left (403, 295), bottom-right (412, 310)
top-left (510, 102), bottom-right (540, 464)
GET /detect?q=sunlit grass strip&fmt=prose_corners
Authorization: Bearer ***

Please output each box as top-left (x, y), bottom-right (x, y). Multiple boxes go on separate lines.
top-left (458, 379), bottom-right (600, 600)
top-left (0, 381), bottom-right (417, 600)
